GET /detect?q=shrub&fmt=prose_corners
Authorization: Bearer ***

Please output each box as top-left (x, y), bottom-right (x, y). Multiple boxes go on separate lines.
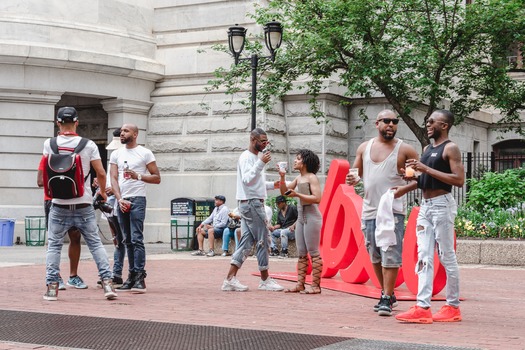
top-left (456, 167), bottom-right (525, 239)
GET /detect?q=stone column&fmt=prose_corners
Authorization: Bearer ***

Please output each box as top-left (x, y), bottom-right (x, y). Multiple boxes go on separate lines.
top-left (101, 98), bottom-right (153, 146)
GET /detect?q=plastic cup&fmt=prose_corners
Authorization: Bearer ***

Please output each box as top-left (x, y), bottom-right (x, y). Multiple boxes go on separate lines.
top-left (405, 166), bottom-right (415, 177)
top-left (349, 168), bottom-right (359, 177)
top-left (278, 162), bottom-right (287, 172)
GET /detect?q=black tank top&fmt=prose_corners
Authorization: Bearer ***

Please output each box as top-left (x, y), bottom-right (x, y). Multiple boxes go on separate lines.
top-left (417, 140), bottom-right (452, 192)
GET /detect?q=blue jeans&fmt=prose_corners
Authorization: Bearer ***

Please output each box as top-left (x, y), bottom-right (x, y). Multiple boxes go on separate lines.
top-left (231, 199), bottom-right (269, 271)
top-left (270, 228), bottom-right (295, 250)
top-left (222, 227), bottom-right (239, 251)
top-left (46, 205), bottom-right (111, 285)
top-left (416, 193), bottom-right (460, 308)
top-left (117, 196), bottom-right (147, 273)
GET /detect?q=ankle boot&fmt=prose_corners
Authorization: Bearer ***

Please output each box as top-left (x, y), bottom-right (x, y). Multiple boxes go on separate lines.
top-left (303, 255), bottom-right (323, 294)
top-left (131, 271), bottom-right (147, 294)
top-left (285, 256), bottom-right (308, 293)
top-left (117, 271), bottom-right (137, 291)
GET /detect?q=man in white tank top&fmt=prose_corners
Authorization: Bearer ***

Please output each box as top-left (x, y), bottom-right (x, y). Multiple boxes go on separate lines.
top-left (346, 109), bottom-right (418, 317)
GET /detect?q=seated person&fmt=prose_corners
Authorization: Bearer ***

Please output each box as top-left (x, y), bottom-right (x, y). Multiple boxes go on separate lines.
top-left (269, 195), bottom-right (298, 258)
top-left (191, 195), bottom-right (229, 257)
top-left (221, 207), bottom-right (241, 257)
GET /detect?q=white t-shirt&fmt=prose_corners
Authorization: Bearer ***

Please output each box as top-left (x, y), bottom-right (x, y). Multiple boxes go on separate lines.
top-left (43, 135), bottom-right (100, 205)
top-left (109, 145), bottom-right (156, 198)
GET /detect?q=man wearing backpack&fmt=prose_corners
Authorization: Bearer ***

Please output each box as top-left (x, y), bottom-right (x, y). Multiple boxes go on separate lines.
top-left (42, 106), bottom-right (117, 301)
top-left (110, 123), bottom-right (161, 293)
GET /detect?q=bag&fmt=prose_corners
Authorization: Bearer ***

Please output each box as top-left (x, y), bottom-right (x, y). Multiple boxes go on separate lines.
top-left (43, 137), bottom-right (89, 199)
top-left (227, 217), bottom-right (240, 229)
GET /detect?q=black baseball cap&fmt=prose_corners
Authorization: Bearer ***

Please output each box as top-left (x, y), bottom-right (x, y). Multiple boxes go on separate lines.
top-left (276, 195), bottom-right (286, 203)
top-left (215, 195), bottom-right (226, 202)
top-left (56, 107), bottom-right (78, 123)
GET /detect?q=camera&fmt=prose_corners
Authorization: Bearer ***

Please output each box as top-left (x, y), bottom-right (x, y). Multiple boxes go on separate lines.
top-left (93, 194), bottom-right (113, 213)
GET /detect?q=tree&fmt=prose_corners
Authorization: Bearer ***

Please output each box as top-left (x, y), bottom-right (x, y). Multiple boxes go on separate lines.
top-left (206, 0), bottom-right (525, 148)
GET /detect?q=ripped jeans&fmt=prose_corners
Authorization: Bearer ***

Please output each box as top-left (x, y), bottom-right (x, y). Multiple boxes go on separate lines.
top-left (416, 193), bottom-right (460, 308)
top-left (231, 199), bottom-right (269, 271)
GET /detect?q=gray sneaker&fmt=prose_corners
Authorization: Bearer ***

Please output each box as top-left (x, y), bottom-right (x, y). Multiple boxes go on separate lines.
top-left (258, 277), bottom-right (284, 291)
top-left (58, 277), bottom-right (66, 291)
top-left (101, 278), bottom-right (118, 300)
top-left (191, 250), bottom-right (205, 256)
top-left (221, 277), bottom-right (248, 292)
top-left (43, 282), bottom-right (59, 301)
top-left (206, 249), bottom-right (215, 257)
top-left (67, 275), bottom-right (88, 289)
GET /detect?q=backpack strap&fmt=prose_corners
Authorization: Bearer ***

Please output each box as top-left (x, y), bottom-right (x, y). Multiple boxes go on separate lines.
top-left (49, 137), bottom-right (88, 154)
top-left (73, 138), bottom-right (89, 154)
top-left (49, 137), bottom-right (59, 154)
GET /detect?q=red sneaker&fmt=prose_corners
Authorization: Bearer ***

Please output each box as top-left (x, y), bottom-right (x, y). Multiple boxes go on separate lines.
top-left (395, 305), bottom-right (433, 324)
top-left (433, 305), bottom-right (462, 322)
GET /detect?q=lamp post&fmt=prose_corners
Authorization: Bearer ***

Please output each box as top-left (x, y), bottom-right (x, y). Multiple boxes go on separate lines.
top-left (228, 21), bottom-right (283, 131)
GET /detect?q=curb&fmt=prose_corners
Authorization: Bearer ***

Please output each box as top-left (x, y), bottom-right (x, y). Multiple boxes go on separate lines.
top-left (457, 239), bottom-right (525, 266)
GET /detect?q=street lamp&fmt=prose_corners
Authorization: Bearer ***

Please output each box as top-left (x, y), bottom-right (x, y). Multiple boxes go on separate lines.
top-left (228, 21), bottom-right (283, 131)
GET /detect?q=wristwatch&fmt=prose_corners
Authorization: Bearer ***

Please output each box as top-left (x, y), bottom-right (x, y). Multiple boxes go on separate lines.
top-left (137, 174), bottom-right (142, 181)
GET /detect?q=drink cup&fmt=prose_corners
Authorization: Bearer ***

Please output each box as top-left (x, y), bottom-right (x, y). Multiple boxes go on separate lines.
top-left (278, 161), bottom-right (287, 172)
top-left (349, 168), bottom-right (359, 178)
top-left (405, 166), bottom-right (415, 178)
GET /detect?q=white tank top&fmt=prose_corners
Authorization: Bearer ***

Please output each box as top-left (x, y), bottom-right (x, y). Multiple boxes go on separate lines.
top-left (362, 138), bottom-right (407, 219)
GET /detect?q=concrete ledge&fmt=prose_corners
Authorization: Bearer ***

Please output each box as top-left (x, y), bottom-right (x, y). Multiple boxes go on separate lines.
top-left (457, 239), bottom-right (525, 266)
top-left (203, 238), bottom-right (525, 267)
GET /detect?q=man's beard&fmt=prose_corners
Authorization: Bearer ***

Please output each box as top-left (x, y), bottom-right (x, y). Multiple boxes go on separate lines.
top-left (121, 137), bottom-right (131, 144)
top-left (380, 129), bottom-right (396, 140)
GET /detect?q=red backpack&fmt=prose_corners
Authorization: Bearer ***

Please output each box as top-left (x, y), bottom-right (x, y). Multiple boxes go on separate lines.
top-left (43, 137), bottom-right (89, 199)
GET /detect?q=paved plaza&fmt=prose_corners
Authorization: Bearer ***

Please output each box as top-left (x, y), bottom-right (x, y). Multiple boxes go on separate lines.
top-left (0, 243), bottom-right (523, 350)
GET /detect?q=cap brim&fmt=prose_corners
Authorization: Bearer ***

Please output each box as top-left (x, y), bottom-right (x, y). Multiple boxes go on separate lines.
top-left (106, 138), bottom-right (123, 150)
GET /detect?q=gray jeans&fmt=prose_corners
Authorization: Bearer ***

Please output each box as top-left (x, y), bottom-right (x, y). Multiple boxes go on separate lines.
top-left (416, 193), bottom-right (460, 308)
top-left (231, 199), bottom-right (269, 271)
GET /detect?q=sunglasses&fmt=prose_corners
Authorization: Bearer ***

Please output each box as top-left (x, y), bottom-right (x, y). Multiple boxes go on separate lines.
top-left (378, 118), bottom-right (400, 125)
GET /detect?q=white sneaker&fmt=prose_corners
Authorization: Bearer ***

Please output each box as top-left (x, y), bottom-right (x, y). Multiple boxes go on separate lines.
top-left (221, 277), bottom-right (248, 292)
top-left (258, 277), bottom-right (284, 291)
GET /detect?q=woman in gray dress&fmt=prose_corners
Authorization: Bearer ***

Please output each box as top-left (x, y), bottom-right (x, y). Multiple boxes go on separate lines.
top-left (278, 149), bottom-right (323, 294)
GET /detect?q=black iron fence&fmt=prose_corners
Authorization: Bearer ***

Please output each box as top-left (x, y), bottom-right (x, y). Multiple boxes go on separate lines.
top-left (406, 152), bottom-right (525, 207)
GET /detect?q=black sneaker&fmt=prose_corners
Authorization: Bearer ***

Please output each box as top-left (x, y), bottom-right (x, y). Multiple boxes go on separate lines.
top-left (131, 271), bottom-right (147, 294)
top-left (270, 248), bottom-right (279, 257)
top-left (374, 291), bottom-right (398, 311)
top-left (377, 295), bottom-right (392, 316)
top-left (117, 272), bottom-right (137, 292)
top-left (97, 276), bottom-right (124, 288)
top-left (279, 249), bottom-right (289, 258)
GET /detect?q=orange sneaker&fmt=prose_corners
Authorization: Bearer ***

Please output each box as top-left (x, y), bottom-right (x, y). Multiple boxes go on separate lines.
top-left (395, 305), bottom-right (433, 324)
top-left (433, 305), bottom-right (462, 322)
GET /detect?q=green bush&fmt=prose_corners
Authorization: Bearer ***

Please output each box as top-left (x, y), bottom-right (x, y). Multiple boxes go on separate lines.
top-left (466, 168), bottom-right (525, 211)
top-left (455, 168), bottom-right (525, 239)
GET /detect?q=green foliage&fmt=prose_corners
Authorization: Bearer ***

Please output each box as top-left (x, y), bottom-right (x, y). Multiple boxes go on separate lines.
top-left (466, 168), bottom-right (525, 211)
top-left (205, 0), bottom-right (525, 147)
top-left (455, 206), bottom-right (525, 239)
top-left (456, 167), bottom-right (525, 239)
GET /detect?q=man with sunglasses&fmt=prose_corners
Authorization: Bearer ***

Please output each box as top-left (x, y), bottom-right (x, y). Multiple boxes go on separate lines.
top-left (221, 128), bottom-right (284, 292)
top-left (396, 109), bottom-right (465, 323)
top-left (346, 109), bottom-right (418, 317)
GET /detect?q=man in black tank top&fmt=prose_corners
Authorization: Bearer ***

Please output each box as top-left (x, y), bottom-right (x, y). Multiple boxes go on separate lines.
top-left (396, 110), bottom-right (465, 324)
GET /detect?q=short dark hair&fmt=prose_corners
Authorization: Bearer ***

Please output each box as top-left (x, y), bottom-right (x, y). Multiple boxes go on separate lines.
top-left (275, 195), bottom-right (286, 203)
top-left (297, 149), bottom-right (320, 174)
top-left (250, 128), bottom-right (267, 139)
top-left (435, 109), bottom-right (455, 127)
top-left (112, 128), bottom-right (121, 137)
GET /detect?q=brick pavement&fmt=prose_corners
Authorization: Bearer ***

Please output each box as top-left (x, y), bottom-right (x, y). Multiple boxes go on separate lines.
top-left (0, 246), bottom-right (524, 350)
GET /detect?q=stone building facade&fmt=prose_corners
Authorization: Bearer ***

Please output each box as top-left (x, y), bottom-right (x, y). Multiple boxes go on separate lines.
top-left (0, 0), bottom-right (522, 243)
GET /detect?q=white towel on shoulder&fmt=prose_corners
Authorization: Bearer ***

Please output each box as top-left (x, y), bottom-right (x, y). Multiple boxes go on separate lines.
top-left (375, 189), bottom-right (402, 252)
